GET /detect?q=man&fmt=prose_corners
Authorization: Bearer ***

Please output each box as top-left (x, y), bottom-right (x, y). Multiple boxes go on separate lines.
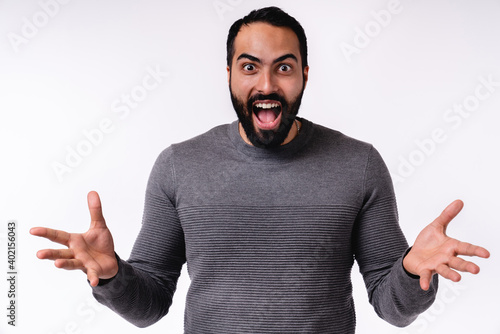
top-left (31, 7), bottom-right (489, 333)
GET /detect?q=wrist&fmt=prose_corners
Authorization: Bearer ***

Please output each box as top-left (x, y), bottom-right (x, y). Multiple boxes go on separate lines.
top-left (402, 247), bottom-right (420, 279)
top-left (97, 253), bottom-right (120, 285)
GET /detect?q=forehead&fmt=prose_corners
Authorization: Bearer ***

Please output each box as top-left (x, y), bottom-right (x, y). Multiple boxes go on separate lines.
top-left (233, 22), bottom-right (301, 63)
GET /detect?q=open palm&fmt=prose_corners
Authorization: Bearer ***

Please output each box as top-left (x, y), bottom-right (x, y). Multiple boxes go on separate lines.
top-left (30, 191), bottom-right (118, 287)
top-left (403, 200), bottom-right (490, 290)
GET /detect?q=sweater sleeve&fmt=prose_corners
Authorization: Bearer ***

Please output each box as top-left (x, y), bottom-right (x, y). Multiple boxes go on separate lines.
top-left (91, 147), bottom-right (186, 328)
top-left (352, 146), bottom-right (438, 327)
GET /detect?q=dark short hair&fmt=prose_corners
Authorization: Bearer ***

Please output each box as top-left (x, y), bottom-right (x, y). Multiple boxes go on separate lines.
top-left (226, 6), bottom-right (308, 69)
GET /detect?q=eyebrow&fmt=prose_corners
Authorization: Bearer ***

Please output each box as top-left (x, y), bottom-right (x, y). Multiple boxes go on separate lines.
top-left (236, 53), bottom-right (298, 64)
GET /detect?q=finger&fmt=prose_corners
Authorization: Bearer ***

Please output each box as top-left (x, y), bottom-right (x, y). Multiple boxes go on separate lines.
top-left (87, 268), bottom-right (100, 287)
top-left (29, 227), bottom-right (70, 246)
top-left (455, 241), bottom-right (490, 259)
top-left (419, 270), bottom-right (432, 291)
top-left (432, 200), bottom-right (464, 232)
top-left (54, 258), bottom-right (84, 270)
top-left (87, 191), bottom-right (106, 228)
top-left (448, 256), bottom-right (480, 274)
top-left (36, 249), bottom-right (74, 260)
top-left (30, 227), bottom-right (46, 236)
top-left (436, 263), bottom-right (461, 282)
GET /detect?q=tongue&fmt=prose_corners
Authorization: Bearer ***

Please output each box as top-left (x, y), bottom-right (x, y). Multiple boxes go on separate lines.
top-left (256, 109), bottom-right (277, 123)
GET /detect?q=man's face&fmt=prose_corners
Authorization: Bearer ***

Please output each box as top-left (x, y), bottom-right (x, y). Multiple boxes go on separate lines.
top-left (228, 22), bottom-right (309, 148)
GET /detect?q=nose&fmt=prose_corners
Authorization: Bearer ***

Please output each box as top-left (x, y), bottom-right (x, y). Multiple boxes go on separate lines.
top-left (255, 69), bottom-right (278, 95)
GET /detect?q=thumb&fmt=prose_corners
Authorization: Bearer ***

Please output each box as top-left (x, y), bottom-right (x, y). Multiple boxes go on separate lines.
top-left (87, 267), bottom-right (100, 287)
top-left (432, 199), bottom-right (464, 233)
top-left (419, 270), bottom-right (432, 291)
top-left (87, 191), bottom-right (106, 228)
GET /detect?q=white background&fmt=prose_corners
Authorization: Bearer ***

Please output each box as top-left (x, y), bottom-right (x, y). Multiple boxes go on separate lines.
top-left (0, 0), bottom-right (499, 333)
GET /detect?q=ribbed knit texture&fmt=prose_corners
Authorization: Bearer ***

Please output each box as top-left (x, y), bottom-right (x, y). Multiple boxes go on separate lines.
top-left (92, 118), bottom-right (438, 333)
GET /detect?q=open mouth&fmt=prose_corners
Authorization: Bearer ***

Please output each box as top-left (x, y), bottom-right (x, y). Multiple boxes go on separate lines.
top-left (252, 100), bottom-right (282, 130)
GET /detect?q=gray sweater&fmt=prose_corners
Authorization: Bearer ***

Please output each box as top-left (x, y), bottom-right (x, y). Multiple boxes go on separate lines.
top-left (92, 118), bottom-right (438, 333)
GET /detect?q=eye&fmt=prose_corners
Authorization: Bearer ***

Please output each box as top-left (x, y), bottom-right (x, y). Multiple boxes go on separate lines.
top-left (279, 64), bottom-right (292, 72)
top-left (243, 64), bottom-right (256, 72)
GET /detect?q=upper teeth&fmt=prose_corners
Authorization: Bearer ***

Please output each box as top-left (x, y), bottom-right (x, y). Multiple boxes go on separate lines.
top-left (255, 103), bottom-right (279, 109)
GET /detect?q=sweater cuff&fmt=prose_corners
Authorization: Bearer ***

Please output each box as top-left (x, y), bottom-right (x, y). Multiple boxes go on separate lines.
top-left (395, 249), bottom-right (438, 302)
top-left (402, 247), bottom-right (420, 280)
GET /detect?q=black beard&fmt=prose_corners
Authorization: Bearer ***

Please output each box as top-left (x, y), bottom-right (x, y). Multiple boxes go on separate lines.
top-left (229, 85), bottom-right (305, 149)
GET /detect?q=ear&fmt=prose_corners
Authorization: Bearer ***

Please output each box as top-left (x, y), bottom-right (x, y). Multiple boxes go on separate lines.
top-left (227, 66), bottom-right (231, 85)
top-left (302, 66), bottom-right (309, 90)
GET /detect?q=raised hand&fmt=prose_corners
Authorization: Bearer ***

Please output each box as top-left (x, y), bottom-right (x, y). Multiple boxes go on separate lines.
top-left (30, 191), bottom-right (118, 287)
top-left (403, 200), bottom-right (490, 291)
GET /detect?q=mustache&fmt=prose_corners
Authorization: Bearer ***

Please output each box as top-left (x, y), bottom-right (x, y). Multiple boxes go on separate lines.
top-left (248, 93), bottom-right (287, 106)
